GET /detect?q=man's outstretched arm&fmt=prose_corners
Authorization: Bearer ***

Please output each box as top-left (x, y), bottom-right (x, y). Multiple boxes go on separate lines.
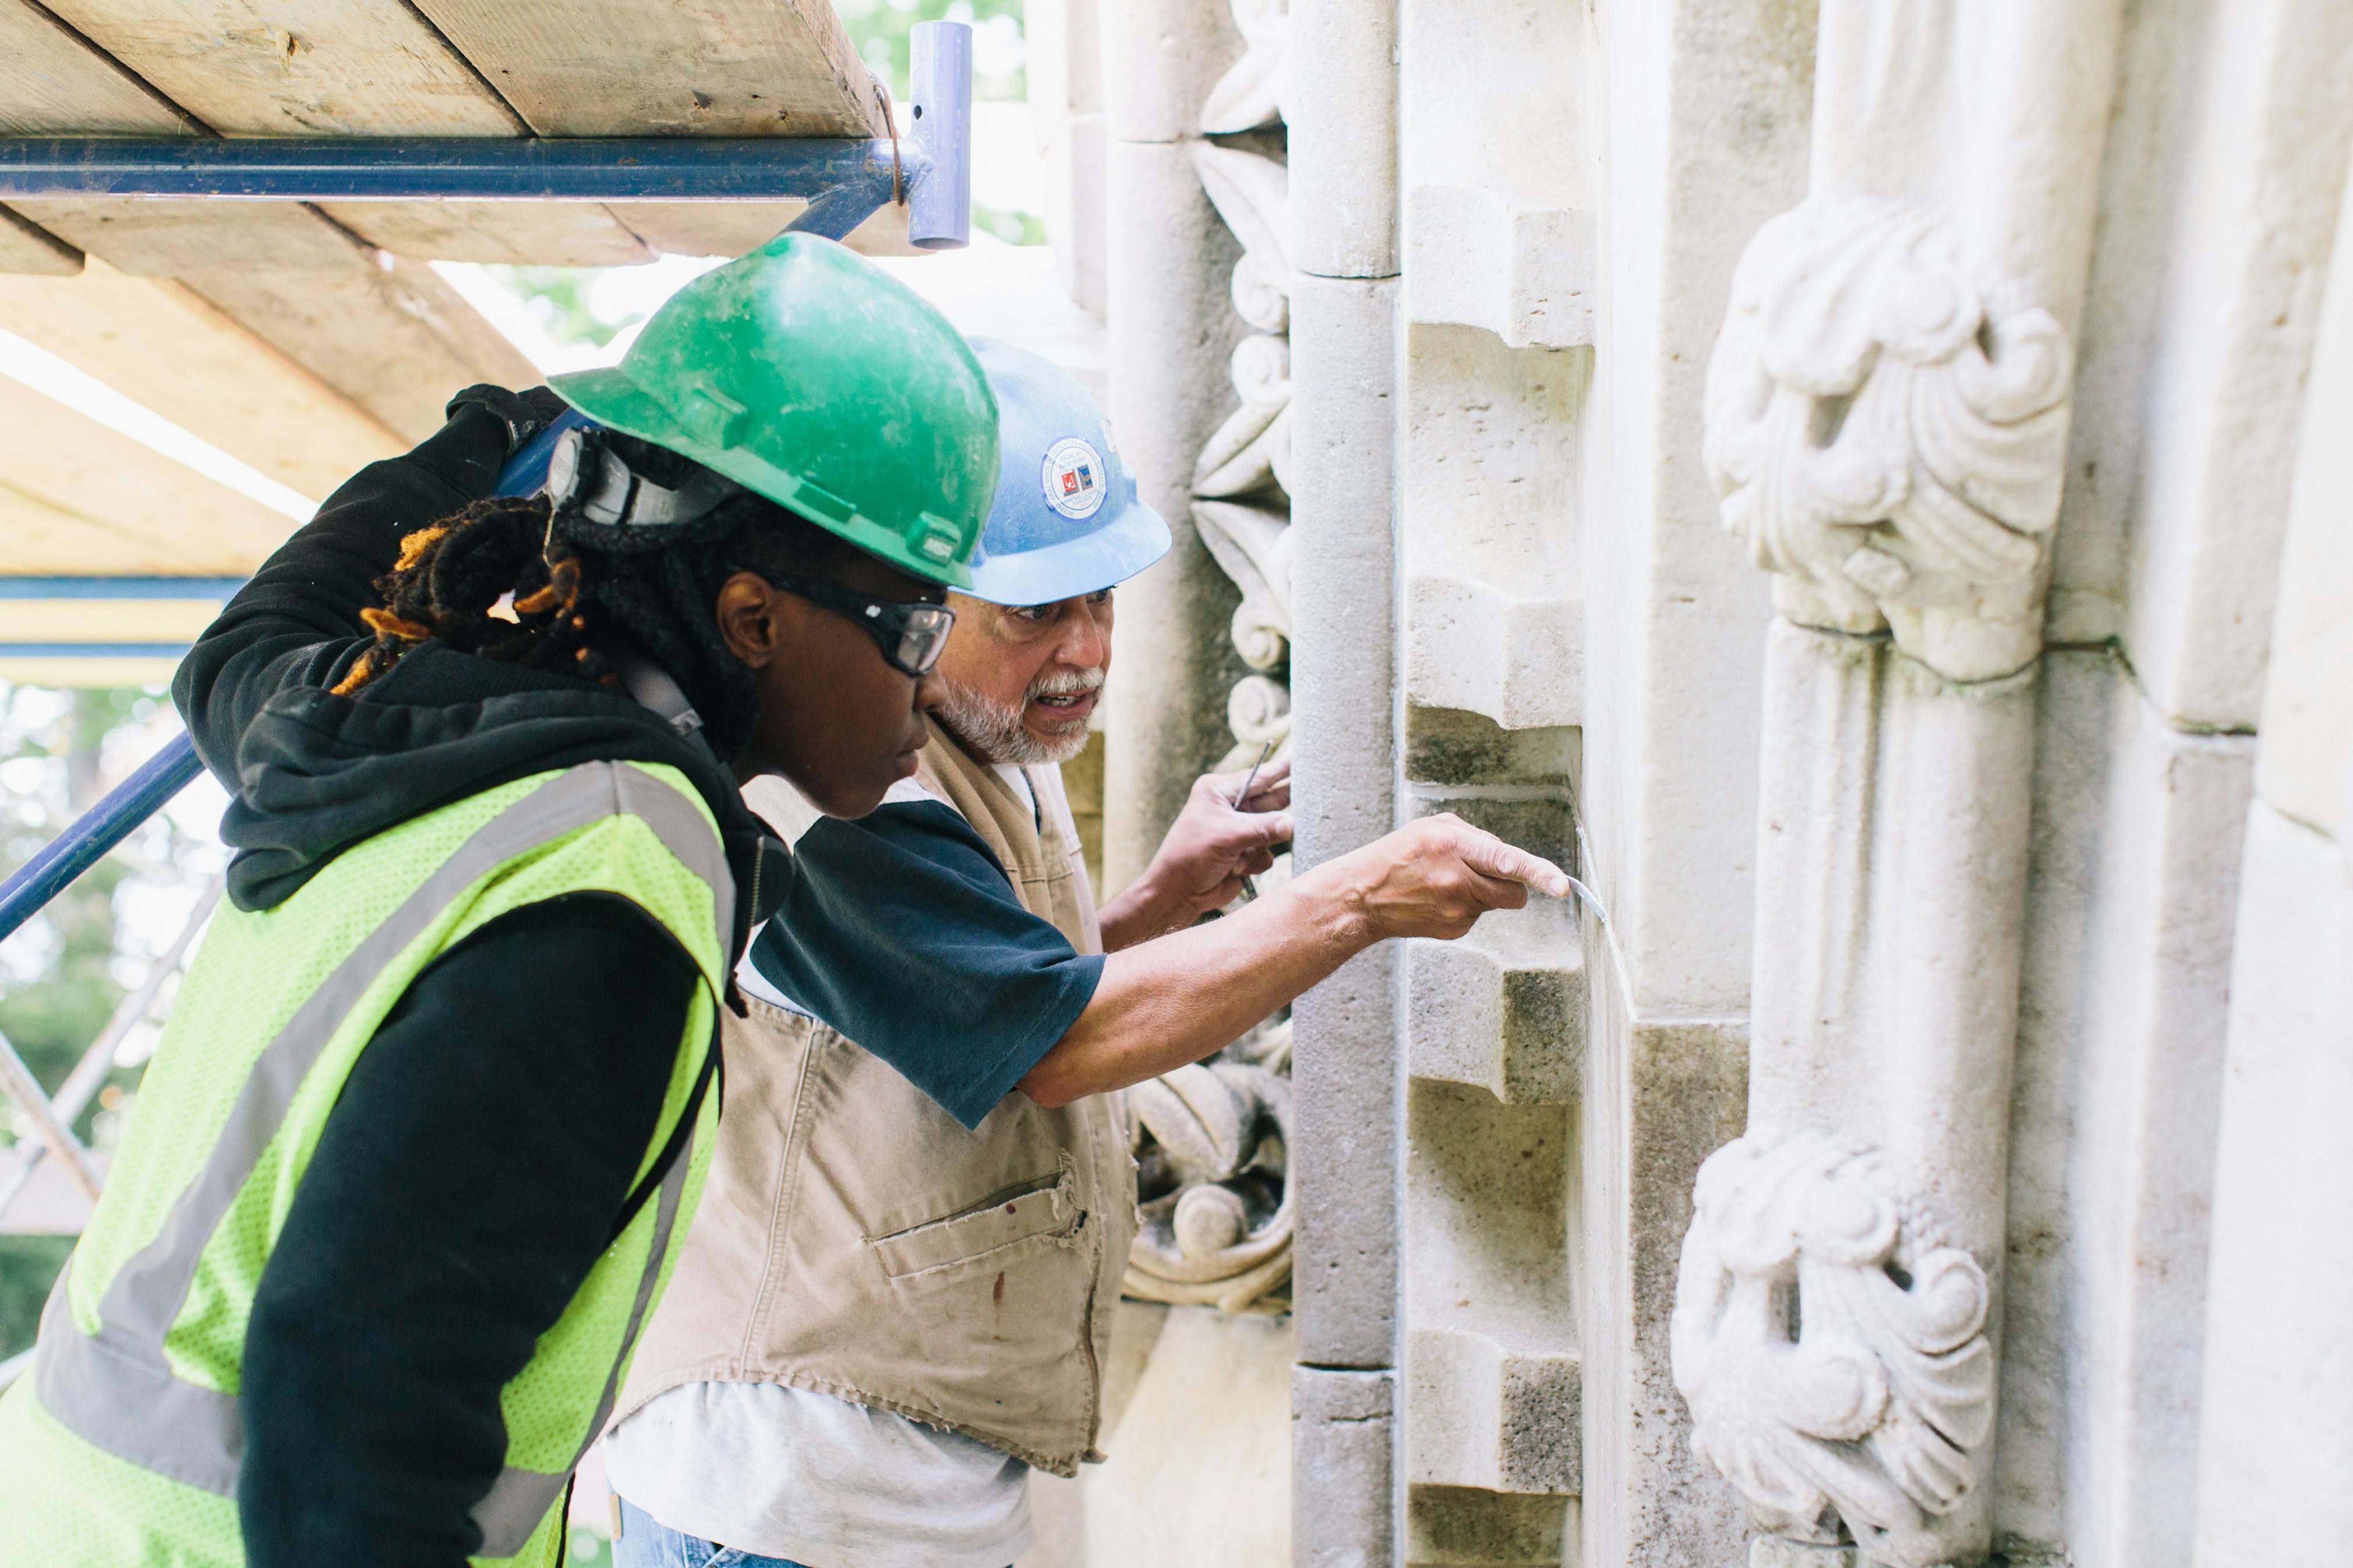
top-left (1018, 814), bottom-right (1569, 1107)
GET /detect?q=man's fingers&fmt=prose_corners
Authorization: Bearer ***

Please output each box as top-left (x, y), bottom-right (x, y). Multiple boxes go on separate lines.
top-left (1454, 833), bottom-right (1572, 898)
top-left (1218, 809), bottom-right (1293, 850)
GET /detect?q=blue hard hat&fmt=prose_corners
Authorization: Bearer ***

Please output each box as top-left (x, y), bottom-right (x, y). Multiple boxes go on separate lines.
top-left (960, 338), bottom-right (1171, 606)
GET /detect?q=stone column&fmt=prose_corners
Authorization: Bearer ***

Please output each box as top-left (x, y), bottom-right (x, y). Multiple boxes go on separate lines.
top-left (1098, 0), bottom-right (1248, 894)
top-left (1668, 4), bottom-right (2122, 1566)
top-left (1285, 0), bottom-right (1404, 1561)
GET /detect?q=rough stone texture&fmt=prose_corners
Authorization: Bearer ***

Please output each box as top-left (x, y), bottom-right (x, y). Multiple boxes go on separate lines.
top-left (1100, 134), bottom-right (1252, 894)
top-left (1287, 0), bottom-right (1401, 280)
top-left (1097, 0), bottom-right (1242, 143)
top-left (1295, 1368), bottom-right (1398, 1568)
top-left (1404, 1488), bottom-right (1574, 1568)
top-left (1399, 325), bottom-right (1587, 733)
top-left (1404, 899), bottom-right (1585, 1107)
top-left (1290, 271), bottom-right (1404, 1376)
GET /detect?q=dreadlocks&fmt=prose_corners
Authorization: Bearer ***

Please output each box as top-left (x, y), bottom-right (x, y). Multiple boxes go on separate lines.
top-left (333, 433), bottom-right (864, 759)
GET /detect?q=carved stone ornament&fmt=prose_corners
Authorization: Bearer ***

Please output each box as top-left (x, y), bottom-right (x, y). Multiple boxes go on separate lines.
top-left (1670, 1130), bottom-right (1996, 1567)
top-left (1702, 196), bottom-right (2076, 682)
top-left (1195, 142), bottom-right (1291, 334)
top-left (1193, 333), bottom-right (1292, 497)
top-left (1124, 1045), bottom-right (1293, 1311)
top-left (1199, 0), bottom-right (1288, 136)
top-left (1193, 498), bottom-right (1293, 672)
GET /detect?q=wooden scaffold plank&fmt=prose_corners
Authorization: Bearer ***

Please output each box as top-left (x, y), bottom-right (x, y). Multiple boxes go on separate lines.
top-left (0, 256), bottom-right (401, 496)
top-left (0, 374), bottom-right (298, 576)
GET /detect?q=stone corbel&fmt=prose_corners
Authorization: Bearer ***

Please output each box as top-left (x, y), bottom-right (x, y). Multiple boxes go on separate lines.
top-left (1670, 3), bottom-right (2120, 1565)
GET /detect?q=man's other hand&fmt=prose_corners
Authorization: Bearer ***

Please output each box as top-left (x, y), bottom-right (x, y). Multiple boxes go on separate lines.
top-left (1097, 758), bottom-right (1294, 947)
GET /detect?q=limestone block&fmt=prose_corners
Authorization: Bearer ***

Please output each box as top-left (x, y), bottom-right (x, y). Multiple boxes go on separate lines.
top-left (1405, 1487), bottom-right (1573, 1568)
top-left (1405, 1081), bottom-right (1577, 1499)
top-left (1400, 324), bottom-right (1585, 737)
top-left (1295, 1368), bottom-right (1397, 1568)
top-left (1287, 0), bottom-right (1400, 279)
top-left (1404, 187), bottom-right (1595, 349)
top-left (2115, 0), bottom-right (2353, 730)
top-left (2189, 801), bottom-right (2353, 1566)
top-left (1291, 273), bottom-right (1401, 869)
top-left (1294, 944), bottom-right (1401, 1367)
top-left (1405, 1325), bottom-right (1580, 1495)
top-left (1290, 271), bottom-right (1402, 1372)
top-left (1405, 898), bottom-right (1584, 1106)
top-left (1101, 137), bottom-right (1249, 893)
top-left (1992, 652), bottom-right (2255, 1559)
top-left (1577, 939), bottom-right (1750, 1568)
top-left (1403, 709), bottom-right (1578, 792)
top-left (1397, 0), bottom-right (1591, 214)
top-left (2254, 148), bottom-right (2353, 844)
top-left (1098, 0), bottom-right (1241, 143)
top-left (1404, 578), bottom-right (1582, 733)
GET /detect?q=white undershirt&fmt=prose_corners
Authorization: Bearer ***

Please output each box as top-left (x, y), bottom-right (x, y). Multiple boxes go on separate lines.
top-left (603, 1382), bottom-right (1032, 1568)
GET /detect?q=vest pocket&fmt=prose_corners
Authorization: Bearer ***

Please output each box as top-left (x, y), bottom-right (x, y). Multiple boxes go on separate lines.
top-left (866, 1168), bottom-right (1082, 1278)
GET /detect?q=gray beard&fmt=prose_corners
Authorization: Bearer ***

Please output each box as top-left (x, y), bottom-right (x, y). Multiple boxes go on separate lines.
top-left (934, 669), bottom-right (1100, 766)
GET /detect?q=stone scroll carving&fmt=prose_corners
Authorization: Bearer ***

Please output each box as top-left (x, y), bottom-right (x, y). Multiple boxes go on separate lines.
top-left (1124, 1031), bottom-right (1294, 1311)
top-left (1670, 1130), bottom-right (1995, 1566)
top-left (1117, 0), bottom-right (1300, 1316)
top-left (1702, 196), bottom-right (2075, 683)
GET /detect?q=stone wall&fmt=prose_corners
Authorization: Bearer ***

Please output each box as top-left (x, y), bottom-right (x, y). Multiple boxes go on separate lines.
top-left (1034, 0), bottom-right (2353, 1564)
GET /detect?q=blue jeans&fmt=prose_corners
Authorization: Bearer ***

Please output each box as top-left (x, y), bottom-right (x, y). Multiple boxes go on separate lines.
top-left (609, 1496), bottom-right (1012, 1568)
top-left (610, 1496), bottom-right (812, 1568)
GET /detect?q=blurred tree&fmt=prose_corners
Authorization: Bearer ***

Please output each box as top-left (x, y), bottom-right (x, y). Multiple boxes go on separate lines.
top-left (835, 0), bottom-right (1026, 103)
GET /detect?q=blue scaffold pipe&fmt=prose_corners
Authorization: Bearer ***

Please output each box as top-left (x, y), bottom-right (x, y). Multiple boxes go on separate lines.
top-left (907, 20), bottom-right (973, 250)
top-left (0, 136), bottom-right (902, 203)
top-left (0, 737), bottom-right (202, 946)
top-left (0, 434), bottom-right (574, 946)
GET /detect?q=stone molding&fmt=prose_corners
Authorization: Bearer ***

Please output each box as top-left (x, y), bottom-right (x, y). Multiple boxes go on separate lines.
top-left (1704, 196), bottom-right (2075, 685)
top-left (1672, 1130), bottom-right (1995, 1565)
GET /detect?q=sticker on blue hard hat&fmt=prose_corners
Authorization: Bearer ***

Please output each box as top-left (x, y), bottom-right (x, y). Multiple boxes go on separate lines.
top-left (1042, 437), bottom-right (1108, 521)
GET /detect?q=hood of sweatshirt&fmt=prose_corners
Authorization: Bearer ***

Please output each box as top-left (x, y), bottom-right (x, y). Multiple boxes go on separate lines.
top-left (217, 642), bottom-right (787, 965)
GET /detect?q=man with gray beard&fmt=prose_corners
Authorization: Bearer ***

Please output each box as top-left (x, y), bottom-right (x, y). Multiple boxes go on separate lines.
top-left (604, 342), bottom-right (1567, 1568)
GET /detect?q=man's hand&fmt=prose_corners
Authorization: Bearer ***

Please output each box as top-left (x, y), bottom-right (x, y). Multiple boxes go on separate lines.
top-left (1306, 813), bottom-right (1573, 942)
top-left (1096, 758), bottom-right (1294, 948)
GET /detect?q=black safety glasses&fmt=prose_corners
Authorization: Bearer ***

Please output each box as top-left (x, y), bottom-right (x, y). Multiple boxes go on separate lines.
top-left (765, 573), bottom-right (957, 677)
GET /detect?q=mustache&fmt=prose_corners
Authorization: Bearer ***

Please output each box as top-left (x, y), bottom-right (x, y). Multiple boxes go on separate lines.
top-left (1029, 666), bottom-right (1105, 700)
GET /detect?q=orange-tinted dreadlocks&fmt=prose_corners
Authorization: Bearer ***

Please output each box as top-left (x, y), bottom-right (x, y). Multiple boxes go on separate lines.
top-left (333, 433), bottom-right (862, 758)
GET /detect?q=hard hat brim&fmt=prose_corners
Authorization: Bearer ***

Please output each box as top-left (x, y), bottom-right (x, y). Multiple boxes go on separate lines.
top-left (958, 500), bottom-right (1173, 607)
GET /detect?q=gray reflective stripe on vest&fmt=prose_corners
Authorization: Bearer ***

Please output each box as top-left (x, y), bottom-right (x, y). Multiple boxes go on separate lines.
top-left (33, 761), bottom-right (729, 1503)
top-left (468, 1131), bottom-right (694, 1558)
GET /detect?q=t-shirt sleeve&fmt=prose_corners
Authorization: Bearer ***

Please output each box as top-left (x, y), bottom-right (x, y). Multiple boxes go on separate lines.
top-left (748, 798), bottom-right (1104, 1130)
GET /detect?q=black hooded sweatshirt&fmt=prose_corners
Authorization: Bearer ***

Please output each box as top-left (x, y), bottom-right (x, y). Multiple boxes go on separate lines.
top-left (169, 390), bottom-right (775, 1567)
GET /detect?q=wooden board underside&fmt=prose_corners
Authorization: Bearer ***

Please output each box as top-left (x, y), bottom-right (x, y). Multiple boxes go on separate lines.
top-left (186, 253), bottom-right (538, 442)
top-left (0, 257), bottom-right (401, 496)
top-left (410, 0), bottom-right (881, 138)
top-left (0, 375), bottom-right (296, 574)
top-left (0, 206), bottom-right (78, 273)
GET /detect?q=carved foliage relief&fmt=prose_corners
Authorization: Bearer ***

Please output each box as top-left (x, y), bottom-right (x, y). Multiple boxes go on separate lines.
top-left (1122, 0), bottom-right (1297, 1313)
top-left (1670, 1130), bottom-right (1995, 1566)
top-left (1703, 196), bottom-right (2075, 682)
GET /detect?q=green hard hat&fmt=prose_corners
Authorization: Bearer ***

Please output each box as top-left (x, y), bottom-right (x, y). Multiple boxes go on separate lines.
top-left (549, 233), bottom-right (997, 586)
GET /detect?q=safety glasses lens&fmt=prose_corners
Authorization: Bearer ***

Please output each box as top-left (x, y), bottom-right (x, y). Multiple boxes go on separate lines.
top-left (895, 606), bottom-right (955, 674)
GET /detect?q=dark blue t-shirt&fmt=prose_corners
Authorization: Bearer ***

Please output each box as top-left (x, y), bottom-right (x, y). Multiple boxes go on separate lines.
top-left (747, 795), bottom-right (1105, 1130)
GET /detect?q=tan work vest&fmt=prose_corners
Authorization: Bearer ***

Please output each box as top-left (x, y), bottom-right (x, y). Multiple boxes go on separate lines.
top-left (613, 718), bottom-right (1136, 1475)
